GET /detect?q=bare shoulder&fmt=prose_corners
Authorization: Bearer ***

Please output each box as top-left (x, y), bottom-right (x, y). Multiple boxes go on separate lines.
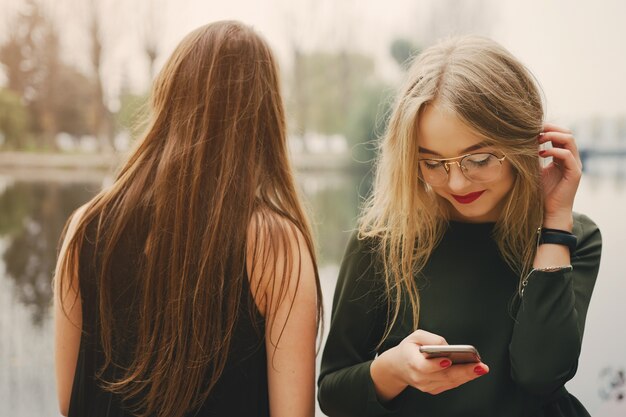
top-left (246, 209), bottom-right (313, 262)
top-left (245, 209), bottom-right (317, 317)
top-left (61, 203), bottom-right (90, 242)
top-left (56, 203), bottom-right (90, 276)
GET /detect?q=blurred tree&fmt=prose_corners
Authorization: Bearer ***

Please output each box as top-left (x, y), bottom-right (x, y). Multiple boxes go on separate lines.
top-left (0, 88), bottom-right (30, 149)
top-left (0, 0), bottom-right (61, 149)
top-left (139, 0), bottom-right (166, 80)
top-left (416, 0), bottom-right (492, 48)
top-left (307, 176), bottom-right (362, 265)
top-left (291, 48), bottom-right (309, 138)
top-left (0, 1), bottom-right (40, 96)
top-left (344, 83), bottom-right (391, 160)
top-left (0, 0), bottom-right (95, 150)
top-left (115, 88), bottom-right (149, 141)
top-left (143, 30), bottom-right (159, 83)
top-left (286, 50), bottom-right (391, 200)
top-left (390, 38), bottom-right (421, 69)
top-left (55, 66), bottom-right (96, 140)
top-left (288, 51), bottom-right (383, 140)
top-left (87, 0), bottom-right (115, 152)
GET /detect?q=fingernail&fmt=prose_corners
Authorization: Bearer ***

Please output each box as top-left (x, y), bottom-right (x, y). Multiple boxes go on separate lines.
top-left (440, 359), bottom-right (451, 368)
top-left (539, 150), bottom-right (547, 156)
top-left (474, 366), bottom-right (487, 375)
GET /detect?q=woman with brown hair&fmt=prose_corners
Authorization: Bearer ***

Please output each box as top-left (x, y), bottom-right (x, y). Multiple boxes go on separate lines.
top-left (54, 21), bottom-right (321, 417)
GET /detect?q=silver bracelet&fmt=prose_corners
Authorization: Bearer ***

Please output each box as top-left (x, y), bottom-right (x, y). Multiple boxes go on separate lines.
top-left (519, 265), bottom-right (573, 296)
top-left (534, 265), bottom-right (573, 273)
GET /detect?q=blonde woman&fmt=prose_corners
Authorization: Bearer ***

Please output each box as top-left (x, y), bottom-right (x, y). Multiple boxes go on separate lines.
top-left (318, 36), bottom-right (601, 417)
top-left (54, 21), bottom-right (321, 417)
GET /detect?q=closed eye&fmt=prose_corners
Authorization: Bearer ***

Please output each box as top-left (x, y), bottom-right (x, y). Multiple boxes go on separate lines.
top-left (422, 160), bottom-right (443, 170)
top-left (465, 154), bottom-right (495, 167)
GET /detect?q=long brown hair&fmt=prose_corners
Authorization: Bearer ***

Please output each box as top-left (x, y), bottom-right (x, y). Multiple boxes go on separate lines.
top-left (56, 21), bottom-right (321, 417)
top-left (359, 36), bottom-right (544, 346)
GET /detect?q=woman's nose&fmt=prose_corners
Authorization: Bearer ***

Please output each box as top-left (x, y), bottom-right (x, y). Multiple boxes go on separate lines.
top-left (445, 162), bottom-right (471, 191)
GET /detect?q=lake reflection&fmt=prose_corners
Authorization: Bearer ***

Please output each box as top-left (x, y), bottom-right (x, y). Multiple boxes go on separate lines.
top-left (0, 177), bottom-right (100, 416)
top-left (0, 170), bottom-right (624, 416)
top-left (0, 181), bottom-right (97, 326)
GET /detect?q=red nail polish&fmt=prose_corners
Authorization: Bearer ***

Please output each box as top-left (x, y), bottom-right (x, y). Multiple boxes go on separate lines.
top-left (440, 359), bottom-right (451, 368)
top-left (539, 150), bottom-right (547, 156)
top-left (474, 366), bottom-right (487, 375)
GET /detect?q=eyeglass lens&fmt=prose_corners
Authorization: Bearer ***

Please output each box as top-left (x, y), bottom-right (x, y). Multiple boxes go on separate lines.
top-left (419, 153), bottom-right (503, 185)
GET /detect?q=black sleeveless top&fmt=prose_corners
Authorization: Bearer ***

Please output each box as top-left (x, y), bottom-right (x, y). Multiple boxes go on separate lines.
top-left (68, 220), bottom-right (269, 417)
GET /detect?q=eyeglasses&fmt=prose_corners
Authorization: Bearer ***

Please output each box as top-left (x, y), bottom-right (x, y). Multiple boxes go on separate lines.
top-left (418, 152), bottom-right (507, 186)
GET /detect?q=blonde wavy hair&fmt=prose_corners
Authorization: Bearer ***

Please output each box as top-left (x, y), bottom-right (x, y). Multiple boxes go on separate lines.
top-left (359, 36), bottom-right (545, 345)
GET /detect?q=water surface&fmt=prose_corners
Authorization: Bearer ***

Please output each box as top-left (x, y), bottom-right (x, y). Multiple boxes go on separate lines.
top-left (0, 170), bottom-right (623, 416)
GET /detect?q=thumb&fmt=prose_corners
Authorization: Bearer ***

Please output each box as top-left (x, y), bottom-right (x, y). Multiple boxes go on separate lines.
top-left (404, 329), bottom-right (448, 346)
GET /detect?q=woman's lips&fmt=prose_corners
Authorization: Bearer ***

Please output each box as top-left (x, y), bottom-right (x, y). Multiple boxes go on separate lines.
top-left (452, 190), bottom-right (485, 204)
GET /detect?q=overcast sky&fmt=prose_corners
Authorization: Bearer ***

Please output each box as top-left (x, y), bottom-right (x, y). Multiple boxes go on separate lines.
top-left (1, 0), bottom-right (625, 121)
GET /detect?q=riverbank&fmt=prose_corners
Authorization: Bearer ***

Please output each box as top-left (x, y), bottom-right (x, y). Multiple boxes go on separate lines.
top-left (0, 151), bottom-right (363, 183)
top-left (0, 151), bottom-right (120, 170)
top-left (0, 152), bottom-right (119, 183)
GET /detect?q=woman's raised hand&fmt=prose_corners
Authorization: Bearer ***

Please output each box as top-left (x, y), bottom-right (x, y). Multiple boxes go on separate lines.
top-left (538, 123), bottom-right (583, 231)
top-left (370, 329), bottom-right (489, 402)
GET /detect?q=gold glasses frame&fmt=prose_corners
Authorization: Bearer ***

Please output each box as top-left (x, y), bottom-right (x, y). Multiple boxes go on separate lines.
top-left (418, 152), bottom-right (507, 185)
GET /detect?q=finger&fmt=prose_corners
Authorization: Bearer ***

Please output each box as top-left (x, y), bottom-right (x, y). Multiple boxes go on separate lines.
top-left (542, 123), bottom-right (572, 134)
top-left (539, 147), bottom-right (583, 173)
top-left (417, 362), bottom-right (490, 394)
top-left (539, 131), bottom-right (580, 160)
top-left (404, 329), bottom-right (448, 346)
top-left (442, 362), bottom-right (490, 383)
top-left (538, 131), bottom-right (576, 149)
top-left (413, 356), bottom-right (455, 375)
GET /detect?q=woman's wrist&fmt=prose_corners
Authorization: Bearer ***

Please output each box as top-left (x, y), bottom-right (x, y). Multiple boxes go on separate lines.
top-left (533, 243), bottom-right (571, 269)
top-left (370, 349), bottom-right (407, 403)
top-left (542, 211), bottom-right (573, 232)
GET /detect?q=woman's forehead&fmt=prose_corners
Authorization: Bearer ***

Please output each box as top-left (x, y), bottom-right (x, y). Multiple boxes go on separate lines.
top-left (417, 104), bottom-right (490, 156)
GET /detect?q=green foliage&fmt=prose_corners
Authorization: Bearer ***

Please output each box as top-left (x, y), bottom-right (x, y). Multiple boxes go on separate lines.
top-left (287, 50), bottom-right (391, 154)
top-left (115, 91), bottom-right (149, 141)
top-left (307, 176), bottom-right (362, 264)
top-left (390, 38), bottom-right (421, 69)
top-left (0, 1), bottom-right (98, 149)
top-left (0, 88), bottom-right (31, 149)
top-left (54, 66), bottom-right (96, 137)
top-left (0, 2), bottom-right (61, 148)
top-left (289, 51), bottom-right (378, 136)
top-left (286, 50), bottom-right (394, 198)
top-left (344, 83), bottom-right (393, 163)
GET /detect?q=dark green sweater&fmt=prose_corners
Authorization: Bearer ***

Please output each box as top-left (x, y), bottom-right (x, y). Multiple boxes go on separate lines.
top-left (318, 213), bottom-right (602, 417)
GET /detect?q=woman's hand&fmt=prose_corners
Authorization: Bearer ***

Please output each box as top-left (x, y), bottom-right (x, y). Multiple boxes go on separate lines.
top-left (370, 329), bottom-right (489, 402)
top-left (538, 123), bottom-right (583, 231)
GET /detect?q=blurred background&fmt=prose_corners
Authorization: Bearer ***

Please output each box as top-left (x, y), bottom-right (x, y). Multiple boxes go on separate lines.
top-left (0, 0), bottom-right (624, 415)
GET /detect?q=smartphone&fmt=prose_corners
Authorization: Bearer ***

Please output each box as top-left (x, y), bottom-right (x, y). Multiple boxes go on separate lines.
top-left (419, 345), bottom-right (481, 364)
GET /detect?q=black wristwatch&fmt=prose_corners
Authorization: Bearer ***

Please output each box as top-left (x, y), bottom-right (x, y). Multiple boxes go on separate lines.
top-left (538, 227), bottom-right (577, 253)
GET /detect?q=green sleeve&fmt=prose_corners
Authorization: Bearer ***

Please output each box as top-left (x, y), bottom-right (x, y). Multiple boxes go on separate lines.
top-left (318, 232), bottom-right (397, 417)
top-left (509, 213), bottom-right (602, 396)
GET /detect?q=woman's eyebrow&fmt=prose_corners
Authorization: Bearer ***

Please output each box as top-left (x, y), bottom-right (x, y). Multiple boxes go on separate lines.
top-left (418, 141), bottom-right (491, 156)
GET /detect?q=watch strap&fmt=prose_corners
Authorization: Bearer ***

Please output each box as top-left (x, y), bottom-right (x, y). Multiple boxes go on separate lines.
top-left (539, 227), bottom-right (577, 253)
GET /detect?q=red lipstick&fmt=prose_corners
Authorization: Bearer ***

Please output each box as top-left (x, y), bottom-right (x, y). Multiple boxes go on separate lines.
top-left (452, 190), bottom-right (485, 204)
